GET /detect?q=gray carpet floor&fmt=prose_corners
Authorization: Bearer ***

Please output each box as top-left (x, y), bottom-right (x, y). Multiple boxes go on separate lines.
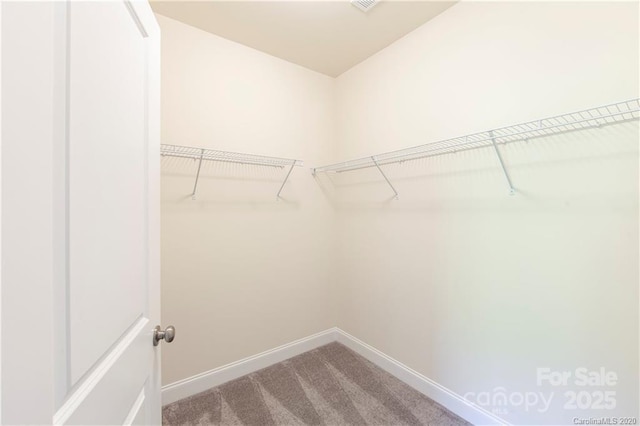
top-left (162, 342), bottom-right (471, 426)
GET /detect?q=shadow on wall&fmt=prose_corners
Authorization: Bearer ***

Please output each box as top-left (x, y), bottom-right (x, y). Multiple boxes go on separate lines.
top-left (161, 156), bottom-right (303, 207)
top-left (314, 122), bottom-right (639, 211)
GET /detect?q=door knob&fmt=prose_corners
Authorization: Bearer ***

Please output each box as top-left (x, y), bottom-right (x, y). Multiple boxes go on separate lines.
top-left (153, 325), bottom-right (175, 346)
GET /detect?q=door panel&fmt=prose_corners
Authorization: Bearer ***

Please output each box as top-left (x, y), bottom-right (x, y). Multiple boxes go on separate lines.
top-left (57, 1), bottom-right (161, 424)
top-left (68, 0), bottom-right (149, 385)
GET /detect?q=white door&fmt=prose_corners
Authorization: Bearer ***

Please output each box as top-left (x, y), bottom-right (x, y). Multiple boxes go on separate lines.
top-left (1, 1), bottom-right (162, 425)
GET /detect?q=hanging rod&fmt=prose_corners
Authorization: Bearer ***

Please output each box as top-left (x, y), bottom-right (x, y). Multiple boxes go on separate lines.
top-left (161, 144), bottom-right (303, 200)
top-left (311, 98), bottom-right (640, 196)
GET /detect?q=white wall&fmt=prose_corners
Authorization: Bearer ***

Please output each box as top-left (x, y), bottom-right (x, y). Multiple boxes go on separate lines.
top-left (157, 14), bottom-right (337, 386)
top-left (332, 2), bottom-right (638, 424)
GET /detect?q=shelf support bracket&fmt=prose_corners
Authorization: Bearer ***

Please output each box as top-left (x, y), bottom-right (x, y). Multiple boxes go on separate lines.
top-left (372, 156), bottom-right (399, 200)
top-left (191, 149), bottom-right (204, 200)
top-left (277, 161), bottom-right (296, 199)
top-left (489, 131), bottom-right (515, 195)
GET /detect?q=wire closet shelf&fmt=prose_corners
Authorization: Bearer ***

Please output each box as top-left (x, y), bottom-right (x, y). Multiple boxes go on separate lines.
top-left (312, 98), bottom-right (640, 197)
top-left (161, 144), bottom-right (304, 199)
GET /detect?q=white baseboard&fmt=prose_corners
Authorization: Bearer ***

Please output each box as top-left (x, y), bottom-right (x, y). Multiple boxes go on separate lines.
top-left (162, 327), bottom-right (508, 425)
top-left (161, 328), bottom-right (338, 405)
top-left (334, 328), bottom-right (509, 426)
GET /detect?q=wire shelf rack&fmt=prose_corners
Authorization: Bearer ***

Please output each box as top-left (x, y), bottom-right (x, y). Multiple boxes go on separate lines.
top-left (161, 144), bottom-right (303, 199)
top-left (312, 98), bottom-right (640, 198)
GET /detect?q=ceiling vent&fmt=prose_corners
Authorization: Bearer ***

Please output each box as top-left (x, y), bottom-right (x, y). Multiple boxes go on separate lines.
top-left (351, 0), bottom-right (378, 13)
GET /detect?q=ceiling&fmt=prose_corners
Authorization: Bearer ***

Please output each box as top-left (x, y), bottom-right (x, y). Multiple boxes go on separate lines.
top-left (150, 1), bottom-right (456, 77)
